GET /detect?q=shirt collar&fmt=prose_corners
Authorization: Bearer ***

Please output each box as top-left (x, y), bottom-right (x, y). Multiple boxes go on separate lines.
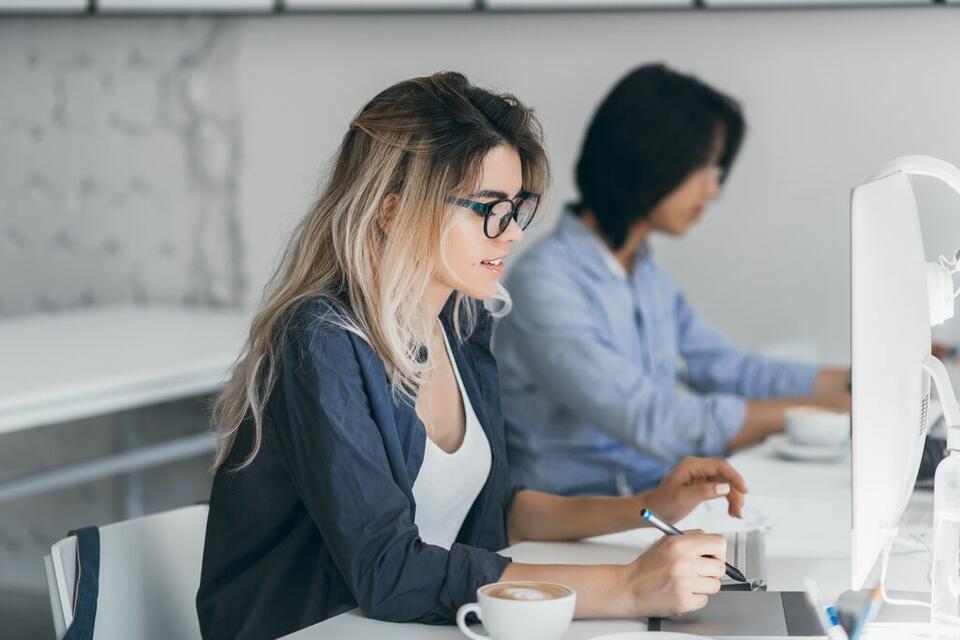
top-left (556, 209), bottom-right (649, 281)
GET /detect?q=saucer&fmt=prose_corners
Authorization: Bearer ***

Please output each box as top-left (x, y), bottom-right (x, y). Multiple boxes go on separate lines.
top-left (588, 633), bottom-right (714, 640)
top-left (770, 434), bottom-right (848, 462)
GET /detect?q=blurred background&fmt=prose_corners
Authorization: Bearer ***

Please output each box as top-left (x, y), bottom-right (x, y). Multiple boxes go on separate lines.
top-left (3, 2), bottom-right (960, 637)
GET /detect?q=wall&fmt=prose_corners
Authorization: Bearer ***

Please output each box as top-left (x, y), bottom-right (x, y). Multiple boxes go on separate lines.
top-left (0, 17), bottom-right (244, 318)
top-left (235, 8), bottom-right (960, 362)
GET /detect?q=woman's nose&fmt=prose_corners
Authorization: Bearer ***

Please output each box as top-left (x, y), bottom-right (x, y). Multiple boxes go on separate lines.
top-left (499, 216), bottom-right (524, 244)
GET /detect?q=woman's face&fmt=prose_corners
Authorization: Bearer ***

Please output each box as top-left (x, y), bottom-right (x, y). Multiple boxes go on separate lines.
top-left (434, 144), bottom-right (525, 300)
top-left (647, 141), bottom-right (724, 237)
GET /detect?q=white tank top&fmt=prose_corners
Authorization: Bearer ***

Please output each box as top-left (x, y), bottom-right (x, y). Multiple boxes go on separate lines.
top-left (411, 324), bottom-right (492, 549)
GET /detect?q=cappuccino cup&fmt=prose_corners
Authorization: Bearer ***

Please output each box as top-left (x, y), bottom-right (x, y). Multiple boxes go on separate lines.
top-left (456, 581), bottom-right (576, 640)
top-left (784, 407), bottom-right (850, 447)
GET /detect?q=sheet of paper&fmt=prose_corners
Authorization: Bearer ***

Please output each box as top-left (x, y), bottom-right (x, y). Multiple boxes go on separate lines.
top-left (587, 495), bottom-right (849, 559)
top-left (722, 495), bottom-right (850, 558)
top-left (677, 497), bottom-right (767, 534)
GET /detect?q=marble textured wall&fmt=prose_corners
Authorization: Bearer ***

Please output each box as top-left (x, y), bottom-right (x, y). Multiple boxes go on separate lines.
top-left (0, 18), bottom-right (244, 318)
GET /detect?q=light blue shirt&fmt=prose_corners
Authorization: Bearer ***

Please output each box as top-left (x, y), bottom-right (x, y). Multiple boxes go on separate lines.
top-left (493, 211), bottom-right (818, 495)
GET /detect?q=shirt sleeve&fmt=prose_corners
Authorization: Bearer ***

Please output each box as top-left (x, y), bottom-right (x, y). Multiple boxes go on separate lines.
top-left (674, 290), bottom-right (818, 399)
top-left (269, 320), bottom-right (510, 624)
top-left (501, 264), bottom-right (745, 462)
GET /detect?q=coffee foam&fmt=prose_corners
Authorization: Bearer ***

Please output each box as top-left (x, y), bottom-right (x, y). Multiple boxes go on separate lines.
top-left (482, 582), bottom-right (571, 601)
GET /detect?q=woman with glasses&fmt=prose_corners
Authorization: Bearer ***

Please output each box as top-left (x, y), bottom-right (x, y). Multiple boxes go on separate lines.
top-left (493, 63), bottom-right (852, 498)
top-left (196, 72), bottom-right (749, 640)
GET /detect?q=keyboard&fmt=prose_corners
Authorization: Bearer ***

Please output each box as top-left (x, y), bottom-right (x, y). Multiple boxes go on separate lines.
top-left (721, 529), bottom-right (768, 590)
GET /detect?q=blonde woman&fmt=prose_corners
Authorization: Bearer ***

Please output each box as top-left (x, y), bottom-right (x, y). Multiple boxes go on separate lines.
top-left (196, 72), bottom-right (749, 640)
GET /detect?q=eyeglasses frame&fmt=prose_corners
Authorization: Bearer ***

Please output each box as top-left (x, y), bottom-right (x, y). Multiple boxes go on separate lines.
top-left (447, 190), bottom-right (541, 239)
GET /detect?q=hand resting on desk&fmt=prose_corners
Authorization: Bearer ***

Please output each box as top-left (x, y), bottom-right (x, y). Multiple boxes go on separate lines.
top-left (644, 456), bottom-right (748, 522)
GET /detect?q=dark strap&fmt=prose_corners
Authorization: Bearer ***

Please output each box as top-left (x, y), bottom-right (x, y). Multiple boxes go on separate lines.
top-left (63, 527), bottom-right (100, 640)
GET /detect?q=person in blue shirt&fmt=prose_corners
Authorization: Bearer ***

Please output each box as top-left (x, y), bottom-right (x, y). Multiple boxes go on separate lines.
top-left (196, 71), bottom-right (750, 640)
top-left (493, 63), bottom-right (851, 497)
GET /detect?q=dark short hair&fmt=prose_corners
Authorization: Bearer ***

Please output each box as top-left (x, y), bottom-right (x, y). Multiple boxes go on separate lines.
top-left (574, 63), bottom-right (746, 249)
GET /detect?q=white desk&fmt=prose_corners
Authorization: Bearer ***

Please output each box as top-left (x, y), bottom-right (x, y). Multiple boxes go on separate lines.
top-left (284, 442), bottom-right (935, 639)
top-left (0, 305), bottom-right (249, 504)
top-left (0, 305), bottom-right (248, 434)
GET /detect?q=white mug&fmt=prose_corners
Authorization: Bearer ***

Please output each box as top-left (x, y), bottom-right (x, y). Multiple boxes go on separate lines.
top-left (455, 581), bottom-right (576, 640)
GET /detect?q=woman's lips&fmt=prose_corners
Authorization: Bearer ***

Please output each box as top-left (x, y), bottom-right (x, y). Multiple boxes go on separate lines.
top-left (480, 257), bottom-right (506, 274)
top-left (481, 262), bottom-right (505, 275)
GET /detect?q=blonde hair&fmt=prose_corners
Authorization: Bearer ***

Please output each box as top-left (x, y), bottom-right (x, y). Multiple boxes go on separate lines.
top-left (212, 72), bottom-right (549, 470)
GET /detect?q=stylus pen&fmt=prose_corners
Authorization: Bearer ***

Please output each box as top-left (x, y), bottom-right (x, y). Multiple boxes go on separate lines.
top-left (640, 508), bottom-right (748, 583)
top-left (804, 579), bottom-right (850, 640)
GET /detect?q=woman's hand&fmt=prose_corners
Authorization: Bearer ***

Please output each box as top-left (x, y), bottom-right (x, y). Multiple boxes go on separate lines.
top-left (616, 530), bottom-right (726, 617)
top-left (501, 531), bottom-right (725, 619)
top-left (643, 456), bottom-right (748, 523)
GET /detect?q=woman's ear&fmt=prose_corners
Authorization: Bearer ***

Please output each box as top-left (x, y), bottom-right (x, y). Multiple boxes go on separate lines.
top-left (378, 193), bottom-right (400, 233)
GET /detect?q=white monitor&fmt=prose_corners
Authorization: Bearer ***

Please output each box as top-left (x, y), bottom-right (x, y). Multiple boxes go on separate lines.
top-left (850, 169), bottom-right (933, 590)
top-left (850, 155), bottom-right (960, 590)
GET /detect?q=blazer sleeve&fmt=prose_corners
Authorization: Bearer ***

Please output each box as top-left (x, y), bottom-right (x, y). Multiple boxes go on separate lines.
top-left (268, 318), bottom-right (510, 624)
top-left (463, 300), bottom-right (525, 538)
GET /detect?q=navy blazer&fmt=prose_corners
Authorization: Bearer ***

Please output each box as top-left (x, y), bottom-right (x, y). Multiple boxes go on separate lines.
top-left (196, 296), bottom-right (517, 640)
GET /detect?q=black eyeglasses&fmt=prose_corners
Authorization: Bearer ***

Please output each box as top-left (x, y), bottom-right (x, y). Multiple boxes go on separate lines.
top-left (447, 191), bottom-right (541, 239)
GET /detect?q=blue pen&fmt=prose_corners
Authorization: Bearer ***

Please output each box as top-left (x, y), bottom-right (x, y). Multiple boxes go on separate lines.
top-left (640, 508), bottom-right (748, 583)
top-left (826, 606), bottom-right (850, 640)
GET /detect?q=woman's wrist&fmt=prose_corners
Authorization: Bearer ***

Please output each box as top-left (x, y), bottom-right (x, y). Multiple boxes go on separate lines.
top-left (632, 490), bottom-right (659, 523)
top-left (605, 564), bottom-right (637, 618)
top-left (638, 482), bottom-right (689, 525)
top-left (501, 562), bottom-right (636, 619)
top-left (611, 493), bottom-right (650, 532)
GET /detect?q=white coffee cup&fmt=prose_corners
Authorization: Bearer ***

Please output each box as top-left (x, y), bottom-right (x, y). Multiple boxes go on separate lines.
top-left (784, 407), bottom-right (851, 447)
top-left (456, 581), bottom-right (576, 640)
